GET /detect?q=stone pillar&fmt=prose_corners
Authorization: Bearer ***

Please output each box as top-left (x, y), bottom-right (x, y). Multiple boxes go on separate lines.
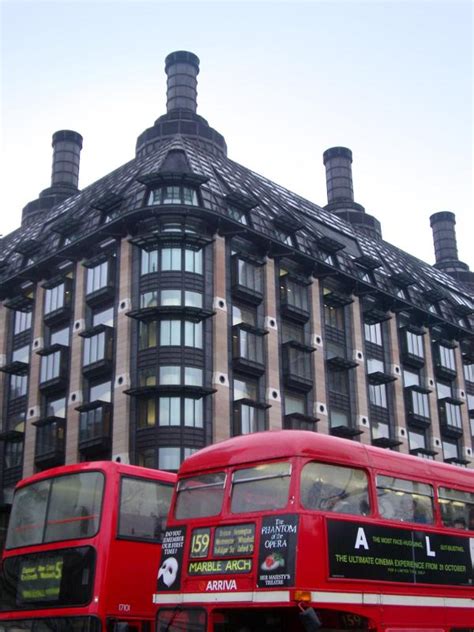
top-left (112, 240), bottom-right (133, 461)
top-left (387, 314), bottom-right (409, 454)
top-left (351, 297), bottom-right (370, 444)
top-left (0, 305), bottom-right (8, 423)
top-left (310, 278), bottom-right (328, 433)
top-left (23, 287), bottom-right (45, 477)
top-left (264, 258), bottom-right (282, 430)
top-left (212, 236), bottom-right (231, 443)
top-left (454, 346), bottom-right (473, 463)
top-left (65, 266), bottom-right (85, 464)
top-left (424, 335), bottom-right (442, 461)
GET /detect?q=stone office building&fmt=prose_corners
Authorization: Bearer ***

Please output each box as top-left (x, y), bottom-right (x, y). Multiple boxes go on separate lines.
top-left (0, 51), bottom-right (473, 533)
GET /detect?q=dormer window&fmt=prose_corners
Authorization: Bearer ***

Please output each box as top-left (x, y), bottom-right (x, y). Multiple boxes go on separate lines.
top-left (275, 230), bottom-right (294, 247)
top-left (396, 287), bottom-right (409, 300)
top-left (147, 185), bottom-right (199, 207)
top-left (359, 270), bottom-right (373, 284)
top-left (321, 252), bottom-right (336, 266)
top-left (228, 206), bottom-right (248, 225)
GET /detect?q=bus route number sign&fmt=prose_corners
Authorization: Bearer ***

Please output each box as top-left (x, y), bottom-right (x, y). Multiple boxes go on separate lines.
top-left (190, 528), bottom-right (211, 558)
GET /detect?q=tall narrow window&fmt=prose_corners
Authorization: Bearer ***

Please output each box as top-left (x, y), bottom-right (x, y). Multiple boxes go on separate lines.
top-left (364, 322), bottom-right (382, 346)
top-left (141, 250), bottom-right (158, 275)
top-left (161, 248), bottom-right (181, 271)
top-left (159, 397), bottom-right (181, 426)
top-left (86, 261), bottom-right (109, 295)
top-left (14, 310), bottom-right (32, 335)
top-left (44, 284), bottom-right (65, 315)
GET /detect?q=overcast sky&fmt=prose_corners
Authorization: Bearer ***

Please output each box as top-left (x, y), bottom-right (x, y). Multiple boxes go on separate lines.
top-left (1, 0), bottom-right (472, 270)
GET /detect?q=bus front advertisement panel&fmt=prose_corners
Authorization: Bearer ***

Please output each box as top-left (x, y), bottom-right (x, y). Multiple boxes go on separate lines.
top-left (157, 526), bottom-right (187, 591)
top-left (328, 519), bottom-right (474, 585)
top-left (257, 514), bottom-right (298, 588)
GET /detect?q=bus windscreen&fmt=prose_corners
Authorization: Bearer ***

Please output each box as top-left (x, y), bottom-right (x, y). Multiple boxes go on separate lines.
top-left (6, 472), bottom-right (104, 549)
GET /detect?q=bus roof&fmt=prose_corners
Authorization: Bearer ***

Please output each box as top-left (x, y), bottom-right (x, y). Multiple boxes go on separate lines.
top-left (179, 431), bottom-right (474, 489)
top-left (14, 460), bottom-right (176, 490)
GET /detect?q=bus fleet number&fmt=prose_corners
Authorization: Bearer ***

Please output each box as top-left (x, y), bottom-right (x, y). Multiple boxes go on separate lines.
top-left (118, 603), bottom-right (131, 613)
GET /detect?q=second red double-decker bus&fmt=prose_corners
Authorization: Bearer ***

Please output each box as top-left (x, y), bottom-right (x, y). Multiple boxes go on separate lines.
top-left (0, 460), bottom-right (176, 632)
top-left (154, 430), bottom-right (474, 632)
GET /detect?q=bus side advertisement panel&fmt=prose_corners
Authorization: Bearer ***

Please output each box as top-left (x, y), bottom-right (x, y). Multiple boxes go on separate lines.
top-left (327, 519), bottom-right (474, 585)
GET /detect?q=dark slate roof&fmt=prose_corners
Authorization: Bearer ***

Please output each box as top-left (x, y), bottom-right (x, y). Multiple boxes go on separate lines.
top-left (1, 135), bottom-right (473, 331)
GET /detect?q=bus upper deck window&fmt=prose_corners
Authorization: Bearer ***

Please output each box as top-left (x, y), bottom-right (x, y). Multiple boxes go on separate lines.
top-left (118, 477), bottom-right (173, 541)
top-left (376, 475), bottom-right (434, 524)
top-left (300, 462), bottom-right (370, 516)
top-left (175, 472), bottom-right (226, 519)
top-left (230, 462), bottom-right (291, 514)
top-left (438, 487), bottom-right (474, 529)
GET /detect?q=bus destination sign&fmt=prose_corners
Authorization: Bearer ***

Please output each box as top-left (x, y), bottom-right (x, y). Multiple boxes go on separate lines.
top-left (213, 523), bottom-right (255, 557)
top-left (328, 520), bottom-right (474, 585)
top-left (18, 556), bottom-right (63, 602)
top-left (188, 558), bottom-right (252, 575)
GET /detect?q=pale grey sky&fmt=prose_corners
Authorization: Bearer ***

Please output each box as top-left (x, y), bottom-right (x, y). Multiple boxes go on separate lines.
top-left (1, 0), bottom-right (472, 269)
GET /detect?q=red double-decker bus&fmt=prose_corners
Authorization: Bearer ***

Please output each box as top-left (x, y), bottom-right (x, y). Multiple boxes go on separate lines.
top-left (0, 460), bottom-right (176, 632)
top-left (154, 431), bottom-right (474, 632)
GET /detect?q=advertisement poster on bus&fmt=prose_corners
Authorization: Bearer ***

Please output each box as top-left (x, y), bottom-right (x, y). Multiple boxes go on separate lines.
top-left (257, 514), bottom-right (298, 588)
top-left (328, 520), bottom-right (474, 585)
top-left (157, 526), bottom-right (186, 591)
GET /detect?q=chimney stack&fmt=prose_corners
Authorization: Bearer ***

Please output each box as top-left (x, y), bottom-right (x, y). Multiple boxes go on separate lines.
top-left (50, 130), bottom-right (83, 192)
top-left (165, 51), bottom-right (200, 114)
top-left (21, 130), bottom-right (83, 226)
top-left (322, 146), bottom-right (381, 240)
top-left (430, 211), bottom-right (474, 294)
top-left (323, 146), bottom-right (354, 204)
top-left (430, 211), bottom-right (460, 266)
top-left (136, 51), bottom-right (226, 158)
